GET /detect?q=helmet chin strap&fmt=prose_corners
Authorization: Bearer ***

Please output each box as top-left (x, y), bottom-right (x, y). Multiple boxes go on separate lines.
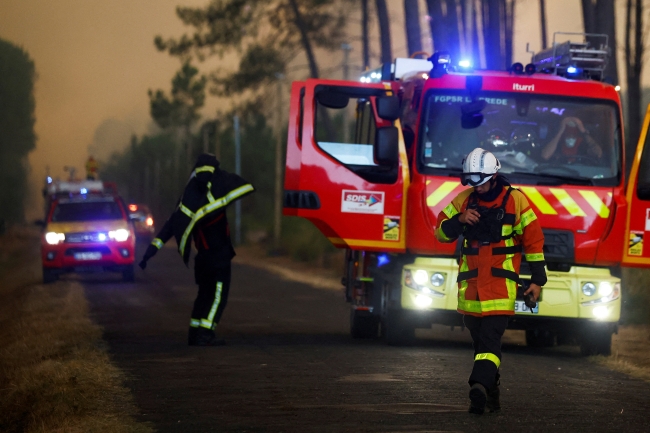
top-left (476, 175), bottom-right (502, 202)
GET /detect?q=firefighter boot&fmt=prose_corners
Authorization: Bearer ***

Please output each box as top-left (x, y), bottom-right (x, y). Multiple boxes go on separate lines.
top-left (468, 383), bottom-right (487, 415)
top-left (191, 327), bottom-right (225, 346)
top-left (486, 373), bottom-right (501, 413)
top-left (486, 385), bottom-right (501, 413)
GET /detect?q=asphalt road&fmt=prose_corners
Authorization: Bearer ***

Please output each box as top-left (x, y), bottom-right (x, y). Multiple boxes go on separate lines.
top-left (81, 245), bottom-right (650, 433)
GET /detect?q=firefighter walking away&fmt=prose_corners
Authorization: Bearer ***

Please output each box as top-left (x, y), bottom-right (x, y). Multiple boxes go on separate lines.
top-left (435, 148), bottom-right (546, 414)
top-left (138, 153), bottom-right (255, 346)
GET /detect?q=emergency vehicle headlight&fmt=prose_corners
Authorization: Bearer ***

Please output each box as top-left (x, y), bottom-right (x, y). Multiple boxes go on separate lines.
top-left (45, 232), bottom-right (65, 245)
top-left (146, 217), bottom-right (154, 227)
top-left (598, 282), bottom-right (613, 297)
top-left (593, 306), bottom-right (609, 319)
top-left (108, 229), bottom-right (129, 242)
top-left (413, 270), bottom-right (428, 285)
top-left (430, 272), bottom-right (445, 287)
top-left (458, 59), bottom-right (472, 68)
top-left (415, 295), bottom-right (433, 308)
top-left (97, 233), bottom-right (107, 241)
top-left (582, 282), bottom-right (597, 296)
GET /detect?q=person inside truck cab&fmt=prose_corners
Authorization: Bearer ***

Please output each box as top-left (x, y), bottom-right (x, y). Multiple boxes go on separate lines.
top-left (434, 148), bottom-right (546, 415)
top-left (540, 116), bottom-right (603, 161)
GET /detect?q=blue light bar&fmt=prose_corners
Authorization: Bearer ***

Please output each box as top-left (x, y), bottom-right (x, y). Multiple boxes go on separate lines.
top-left (458, 59), bottom-right (472, 68)
top-left (377, 254), bottom-right (390, 267)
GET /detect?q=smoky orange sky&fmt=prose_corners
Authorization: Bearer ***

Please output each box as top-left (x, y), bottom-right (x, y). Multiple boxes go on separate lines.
top-left (0, 0), bottom-right (642, 219)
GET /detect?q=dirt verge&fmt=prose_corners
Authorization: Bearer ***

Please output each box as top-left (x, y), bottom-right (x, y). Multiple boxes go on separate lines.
top-left (0, 227), bottom-right (152, 433)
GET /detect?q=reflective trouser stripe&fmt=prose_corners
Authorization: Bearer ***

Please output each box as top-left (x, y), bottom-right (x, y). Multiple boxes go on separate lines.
top-left (152, 238), bottom-right (164, 249)
top-left (200, 281), bottom-right (223, 330)
top-left (475, 352), bottom-right (501, 368)
top-left (190, 319), bottom-right (200, 328)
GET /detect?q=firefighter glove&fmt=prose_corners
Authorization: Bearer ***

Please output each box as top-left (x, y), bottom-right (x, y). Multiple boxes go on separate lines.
top-left (139, 244), bottom-right (159, 270)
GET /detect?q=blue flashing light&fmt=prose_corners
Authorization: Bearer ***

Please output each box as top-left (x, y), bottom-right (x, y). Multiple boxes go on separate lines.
top-left (377, 254), bottom-right (390, 268)
top-left (46, 176), bottom-right (53, 184)
top-left (80, 188), bottom-right (88, 194)
top-left (458, 59), bottom-right (472, 68)
top-left (566, 66), bottom-right (578, 74)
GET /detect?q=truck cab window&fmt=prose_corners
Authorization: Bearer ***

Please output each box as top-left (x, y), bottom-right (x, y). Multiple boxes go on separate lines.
top-left (315, 94), bottom-right (397, 184)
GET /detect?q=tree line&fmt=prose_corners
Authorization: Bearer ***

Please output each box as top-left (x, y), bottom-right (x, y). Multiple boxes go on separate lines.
top-left (100, 0), bottom-right (647, 260)
top-left (0, 38), bottom-right (36, 232)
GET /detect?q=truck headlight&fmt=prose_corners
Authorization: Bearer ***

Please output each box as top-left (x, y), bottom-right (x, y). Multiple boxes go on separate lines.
top-left (582, 282), bottom-right (596, 296)
top-left (593, 306), bottom-right (609, 319)
top-left (581, 282), bottom-right (620, 306)
top-left (430, 272), bottom-right (445, 287)
top-left (414, 295), bottom-right (433, 308)
top-left (45, 232), bottom-right (65, 245)
top-left (413, 270), bottom-right (428, 285)
top-left (108, 229), bottom-right (130, 242)
top-left (598, 282), bottom-right (613, 297)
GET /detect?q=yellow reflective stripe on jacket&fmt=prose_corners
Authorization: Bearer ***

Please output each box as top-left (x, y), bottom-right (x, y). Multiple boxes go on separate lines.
top-left (475, 352), bottom-right (501, 368)
top-left (179, 184), bottom-right (255, 255)
top-left (151, 238), bottom-right (164, 249)
top-left (520, 208), bottom-right (537, 228)
top-left (436, 224), bottom-right (454, 242)
top-left (189, 319), bottom-right (200, 328)
top-left (442, 203), bottom-right (458, 219)
top-left (195, 165), bottom-right (215, 174)
top-left (458, 297), bottom-right (515, 314)
top-left (502, 237), bottom-right (517, 301)
top-left (525, 253), bottom-right (545, 262)
top-left (179, 204), bottom-right (195, 218)
top-left (206, 182), bottom-right (216, 203)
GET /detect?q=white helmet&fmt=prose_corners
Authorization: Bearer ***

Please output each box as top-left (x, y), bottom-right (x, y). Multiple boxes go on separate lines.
top-left (461, 148), bottom-right (501, 186)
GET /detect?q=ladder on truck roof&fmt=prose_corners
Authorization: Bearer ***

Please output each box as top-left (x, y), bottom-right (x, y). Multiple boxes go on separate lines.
top-left (532, 32), bottom-right (609, 80)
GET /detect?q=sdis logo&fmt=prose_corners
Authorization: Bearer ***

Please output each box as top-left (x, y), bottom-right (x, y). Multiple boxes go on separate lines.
top-left (341, 190), bottom-right (384, 214)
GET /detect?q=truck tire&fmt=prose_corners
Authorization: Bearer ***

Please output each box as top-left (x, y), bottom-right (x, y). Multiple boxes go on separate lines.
top-left (350, 309), bottom-right (379, 339)
top-left (525, 329), bottom-right (556, 348)
top-left (43, 267), bottom-right (58, 284)
top-left (580, 329), bottom-right (612, 356)
top-left (122, 265), bottom-right (135, 282)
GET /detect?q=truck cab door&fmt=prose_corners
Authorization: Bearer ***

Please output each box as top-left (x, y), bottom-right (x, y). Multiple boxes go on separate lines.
top-left (283, 79), bottom-right (409, 253)
top-left (623, 104), bottom-right (650, 265)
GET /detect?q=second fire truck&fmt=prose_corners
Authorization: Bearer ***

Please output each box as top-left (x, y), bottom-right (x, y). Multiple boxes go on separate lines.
top-left (283, 33), bottom-right (650, 355)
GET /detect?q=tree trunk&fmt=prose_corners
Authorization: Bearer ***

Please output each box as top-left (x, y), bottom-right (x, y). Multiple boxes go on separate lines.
top-left (582, 0), bottom-right (596, 33)
top-left (375, 0), bottom-right (392, 64)
top-left (503, 0), bottom-right (515, 67)
top-left (404, 0), bottom-right (423, 56)
top-left (483, 0), bottom-right (503, 70)
top-left (445, 0), bottom-right (461, 62)
top-left (361, 0), bottom-right (370, 70)
top-left (539, 0), bottom-right (547, 49)
top-left (596, 0), bottom-right (619, 84)
top-left (625, 0), bottom-right (643, 175)
top-left (288, 0), bottom-right (320, 78)
top-left (426, 0), bottom-right (447, 54)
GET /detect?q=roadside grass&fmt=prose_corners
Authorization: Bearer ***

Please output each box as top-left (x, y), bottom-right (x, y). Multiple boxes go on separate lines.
top-left (0, 227), bottom-right (152, 433)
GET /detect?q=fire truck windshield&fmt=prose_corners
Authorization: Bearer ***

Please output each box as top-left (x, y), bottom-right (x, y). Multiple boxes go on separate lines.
top-left (51, 199), bottom-right (124, 222)
top-left (418, 92), bottom-right (621, 186)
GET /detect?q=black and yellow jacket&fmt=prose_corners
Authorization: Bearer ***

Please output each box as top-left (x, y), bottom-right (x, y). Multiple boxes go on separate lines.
top-left (144, 154), bottom-right (254, 266)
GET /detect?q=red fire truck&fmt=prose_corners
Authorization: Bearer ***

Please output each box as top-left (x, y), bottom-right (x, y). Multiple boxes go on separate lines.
top-left (283, 33), bottom-right (650, 355)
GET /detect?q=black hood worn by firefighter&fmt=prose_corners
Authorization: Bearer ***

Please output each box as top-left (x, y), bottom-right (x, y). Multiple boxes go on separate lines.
top-left (139, 153), bottom-right (255, 346)
top-left (435, 148), bottom-right (546, 415)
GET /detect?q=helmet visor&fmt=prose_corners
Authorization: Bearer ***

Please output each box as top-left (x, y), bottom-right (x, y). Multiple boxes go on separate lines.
top-left (460, 172), bottom-right (493, 187)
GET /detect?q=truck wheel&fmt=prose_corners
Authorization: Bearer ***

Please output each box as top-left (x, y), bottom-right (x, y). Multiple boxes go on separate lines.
top-left (43, 267), bottom-right (58, 284)
top-left (122, 265), bottom-right (135, 282)
top-left (350, 309), bottom-right (379, 339)
top-left (382, 310), bottom-right (416, 346)
top-left (580, 330), bottom-right (612, 356)
top-left (525, 329), bottom-right (556, 348)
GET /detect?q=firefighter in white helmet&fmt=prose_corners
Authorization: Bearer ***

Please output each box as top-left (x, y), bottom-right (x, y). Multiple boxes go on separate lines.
top-left (435, 148), bottom-right (546, 414)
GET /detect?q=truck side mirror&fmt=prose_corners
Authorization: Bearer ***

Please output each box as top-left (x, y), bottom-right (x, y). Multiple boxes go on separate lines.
top-left (316, 91), bottom-right (349, 109)
top-left (375, 126), bottom-right (399, 166)
top-left (376, 95), bottom-right (400, 121)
